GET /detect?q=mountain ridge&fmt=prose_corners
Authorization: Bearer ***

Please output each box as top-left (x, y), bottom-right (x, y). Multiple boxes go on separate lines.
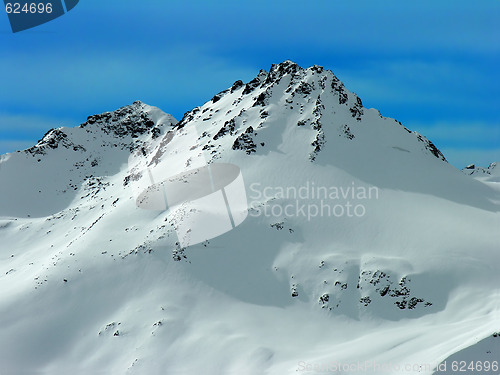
top-left (9, 61), bottom-right (446, 166)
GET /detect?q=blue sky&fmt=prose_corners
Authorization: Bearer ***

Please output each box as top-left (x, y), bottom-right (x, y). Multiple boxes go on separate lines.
top-left (0, 0), bottom-right (498, 168)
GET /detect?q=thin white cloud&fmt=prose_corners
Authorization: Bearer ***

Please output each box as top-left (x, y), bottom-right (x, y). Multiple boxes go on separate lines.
top-left (337, 59), bottom-right (494, 108)
top-left (0, 113), bottom-right (77, 134)
top-left (0, 47), bottom-right (258, 112)
top-left (0, 140), bottom-right (35, 155)
top-left (0, 113), bottom-right (79, 156)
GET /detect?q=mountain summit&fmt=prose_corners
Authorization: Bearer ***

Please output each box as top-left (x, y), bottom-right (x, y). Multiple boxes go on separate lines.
top-left (177, 60), bottom-right (446, 163)
top-left (0, 62), bottom-right (499, 374)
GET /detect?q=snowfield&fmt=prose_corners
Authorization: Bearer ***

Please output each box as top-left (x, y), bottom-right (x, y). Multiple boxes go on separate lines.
top-left (0, 61), bottom-right (499, 374)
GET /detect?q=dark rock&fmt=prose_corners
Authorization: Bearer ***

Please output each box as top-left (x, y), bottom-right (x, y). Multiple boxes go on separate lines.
top-left (232, 127), bottom-right (257, 154)
top-left (230, 80), bottom-right (244, 93)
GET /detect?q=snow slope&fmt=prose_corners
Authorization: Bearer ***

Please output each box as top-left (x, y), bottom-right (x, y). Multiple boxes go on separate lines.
top-left (0, 61), bottom-right (499, 374)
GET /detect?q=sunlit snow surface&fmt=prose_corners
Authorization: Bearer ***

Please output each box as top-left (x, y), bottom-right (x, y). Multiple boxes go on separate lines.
top-left (1, 62), bottom-right (499, 374)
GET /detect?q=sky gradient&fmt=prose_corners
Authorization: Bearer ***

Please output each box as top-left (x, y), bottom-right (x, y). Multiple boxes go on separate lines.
top-left (1, 0), bottom-right (498, 168)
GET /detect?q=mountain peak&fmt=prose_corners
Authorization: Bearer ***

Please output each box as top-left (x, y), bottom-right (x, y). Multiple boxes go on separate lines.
top-left (174, 61), bottom-right (446, 164)
top-left (268, 60), bottom-right (302, 77)
top-left (82, 101), bottom-right (156, 135)
top-left (25, 101), bottom-right (176, 156)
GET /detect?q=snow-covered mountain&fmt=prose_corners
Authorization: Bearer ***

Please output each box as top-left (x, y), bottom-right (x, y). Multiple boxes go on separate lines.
top-left (1, 61), bottom-right (499, 374)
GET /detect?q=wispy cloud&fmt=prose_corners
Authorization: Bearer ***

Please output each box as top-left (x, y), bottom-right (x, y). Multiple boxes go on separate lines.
top-left (0, 140), bottom-right (35, 155)
top-left (0, 47), bottom-right (258, 120)
top-left (336, 59), bottom-right (498, 116)
top-left (0, 113), bottom-right (77, 137)
top-left (0, 113), bottom-right (80, 157)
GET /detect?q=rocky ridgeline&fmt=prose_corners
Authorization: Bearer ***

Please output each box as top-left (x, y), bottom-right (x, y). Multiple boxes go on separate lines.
top-left (462, 162), bottom-right (498, 176)
top-left (174, 60), bottom-right (447, 162)
top-left (25, 61), bottom-right (447, 168)
top-left (26, 101), bottom-right (173, 157)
